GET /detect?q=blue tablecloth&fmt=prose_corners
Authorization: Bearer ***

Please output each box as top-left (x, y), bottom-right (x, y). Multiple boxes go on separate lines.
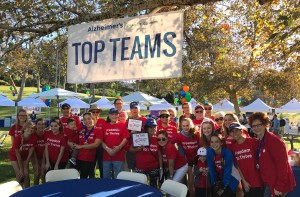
top-left (11, 178), bottom-right (162, 197)
top-left (287, 166), bottom-right (300, 197)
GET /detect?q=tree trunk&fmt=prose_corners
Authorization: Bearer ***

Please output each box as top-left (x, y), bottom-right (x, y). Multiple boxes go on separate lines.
top-left (229, 91), bottom-right (241, 114)
top-left (36, 75), bottom-right (41, 93)
top-left (90, 83), bottom-right (95, 103)
top-left (63, 75), bottom-right (66, 89)
top-left (9, 75), bottom-right (18, 94)
top-left (17, 73), bottom-right (27, 101)
top-left (102, 83), bottom-right (105, 96)
top-left (74, 84), bottom-right (77, 93)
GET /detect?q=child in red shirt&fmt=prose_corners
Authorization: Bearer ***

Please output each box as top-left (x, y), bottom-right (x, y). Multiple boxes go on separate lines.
top-left (66, 118), bottom-right (80, 166)
top-left (193, 147), bottom-right (211, 197)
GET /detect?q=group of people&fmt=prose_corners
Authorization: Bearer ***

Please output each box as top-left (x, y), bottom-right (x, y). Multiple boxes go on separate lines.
top-left (8, 100), bottom-right (296, 197)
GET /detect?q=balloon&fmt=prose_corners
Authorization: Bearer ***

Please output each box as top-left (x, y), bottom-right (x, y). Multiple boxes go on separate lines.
top-left (183, 85), bottom-right (189, 92)
top-left (204, 100), bottom-right (208, 104)
top-left (42, 87), bottom-right (46, 92)
top-left (45, 99), bottom-right (51, 106)
top-left (180, 91), bottom-right (186, 97)
top-left (116, 96), bottom-right (122, 99)
top-left (86, 91), bottom-right (90, 95)
top-left (12, 93), bottom-right (15, 96)
top-left (12, 90), bottom-right (15, 93)
top-left (9, 86), bottom-right (13, 90)
top-left (42, 97), bottom-right (46, 102)
top-left (181, 97), bottom-right (186, 103)
top-left (117, 92), bottom-right (121, 96)
top-left (174, 98), bottom-right (179, 105)
top-left (46, 85), bottom-right (50, 90)
top-left (238, 100), bottom-right (241, 105)
top-left (186, 92), bottom-right (191, 102)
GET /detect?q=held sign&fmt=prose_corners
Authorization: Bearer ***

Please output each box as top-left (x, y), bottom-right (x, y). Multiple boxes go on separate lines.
top-left (67, 11), bottom-right (183, 83)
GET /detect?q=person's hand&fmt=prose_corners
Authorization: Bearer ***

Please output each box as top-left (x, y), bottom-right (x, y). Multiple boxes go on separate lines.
top-left (45, 162), bottom-right (50, 171)
top-left (274, 188), bottom-right (282, 196)
top-left (74, 144), bottom-right (82, 149)
top-left (17, 170), bottom-right (24, 181)
top-left (159, 168), bottom-right (163, 180)
top-left (202, 168), bottom-right (208, 176)
top-left (54, 164), bottom-right (59, 170)
top-left (242, 179), bottom-right (251, 192)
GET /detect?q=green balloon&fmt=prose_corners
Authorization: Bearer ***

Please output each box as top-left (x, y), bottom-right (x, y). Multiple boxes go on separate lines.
top-left (186, 92), bottom-right (191, 102)
top-left (9, 86), bottom-right (13, 90)
top-left (117, 92), bottom-right (121, 96)
top-left (46, 85), bottom-right (50, 90)
top-left (86, 91), bottom-right (90, 94)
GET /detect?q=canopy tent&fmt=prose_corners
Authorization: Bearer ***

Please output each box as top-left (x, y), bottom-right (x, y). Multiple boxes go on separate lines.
top-left (190, 98), bottom-right (199, 110)
top-left (121, 91), bottom-right (162, 105)
top-left (213, 98), bottom-right (235, 112)
top-left (92, 97), bottom-right (114, 109)
top-left (0, 92), bottom-right (6, 96)
top-left (149, 99), bottom-right (175, 110)
top-left (59, 98), bottom-right (90, 109)
top-left (28, 88), bottom-right (87, 115)
top-left (0, 95), bottom-right (15, 107)
top-left (276, 98), bottom-right (300, 113)
top-left (18, 97), bottom-right (47, 107)
top-left (240, 98), bottom-right (274, 113)
top-left (123, 103), bottom-right (147, 110)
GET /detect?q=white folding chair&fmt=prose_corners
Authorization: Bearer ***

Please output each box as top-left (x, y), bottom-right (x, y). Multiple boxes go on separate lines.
top-left (116, 171), bottom-right (148, 184)
top-left (0, 180), bottom-right (22, 197)
top-left (161, 179), bottom-right (187, 197)
top-left (45, 169), bottom-right (80, 182)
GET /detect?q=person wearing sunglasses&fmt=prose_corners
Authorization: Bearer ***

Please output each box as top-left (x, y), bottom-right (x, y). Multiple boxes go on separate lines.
top-left (157, 109), bottom-right (177, 128)
top-left (179, 102), bottom-right (195, 131)
top-left (248, 112), bottom-right (295, 197)
top-left (60, 103), bottom-right (83, 133)
top-left (157, 130), bottom-right (188, 184)
top-left (214, 111), bottom-right (225, 136)
top-left (133, 118), bottom-right (163, 188)
top-left (203, 103), bottom-right (215, 120)
top-left (193, 105), bottom-right (218, 133)
top-left (157, 110), bottom-right (178, 144)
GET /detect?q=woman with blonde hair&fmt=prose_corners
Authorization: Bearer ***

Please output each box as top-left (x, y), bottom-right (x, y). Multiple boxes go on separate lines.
top-left (9, 109), bottom-right (28, 144)
top-left (214, 111), bottom-right (226, 136)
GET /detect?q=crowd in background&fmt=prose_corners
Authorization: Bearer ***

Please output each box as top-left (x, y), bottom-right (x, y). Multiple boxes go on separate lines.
top-left (8, 99), bottom-right (296, 197)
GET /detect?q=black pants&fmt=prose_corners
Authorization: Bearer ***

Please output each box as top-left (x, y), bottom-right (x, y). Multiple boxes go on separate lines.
top-left (244, 187), bottom-right (264, 197)
top-left (76, 160), bottom-right (96, 179)
top-left (195, 187), bottom-right (211, 197)
top-left (212, 186), bottom-right (235, 197)
top-left (96, 146), bottom-right (103, 178)
top-left (49, 161), bottom-right (67, 170)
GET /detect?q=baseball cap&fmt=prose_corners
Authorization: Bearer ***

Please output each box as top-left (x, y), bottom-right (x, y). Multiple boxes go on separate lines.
top-left (146, 118), bottom-right (157, 127)
top-left (229, 122), bottom-right (243, 132)
top-left (130, 101), bottom-right (139, 108)
top-left (197, 147), bottom-right (207, 156)
top-left (195, 105), bottom-right (205, 111)
top-left (159, 110), bottom-right (170, 116)
top-left (109, 108), bottom-right (119, 114)
top-left (61, 103), bottom-right (71, 109)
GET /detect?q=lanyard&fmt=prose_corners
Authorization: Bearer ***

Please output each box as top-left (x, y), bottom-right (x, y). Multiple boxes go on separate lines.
top-left (256, 132), bottom-right (266, 162)
top-left (84, 126), bottom-right (95, 143)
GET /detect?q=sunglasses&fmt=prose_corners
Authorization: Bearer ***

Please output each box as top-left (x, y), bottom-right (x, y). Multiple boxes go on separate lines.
top-left (215, 117), bottom-right (224, 121)
top-left (205, 107), bottom-right (212, 110)
top-left (160, 115), bottom-right (169, 118)
top-left (157, 138), bottom-right (167, 142)
top-left (91, 111), bottom-right (100, 114)
top-left (195, 110), bottom-right (203, 114)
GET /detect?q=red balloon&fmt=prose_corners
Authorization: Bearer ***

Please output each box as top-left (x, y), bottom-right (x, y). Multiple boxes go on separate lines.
top-left (183, 85), bottom-right (189, 92)
top-left (181, 97), bottom-right (187, 103)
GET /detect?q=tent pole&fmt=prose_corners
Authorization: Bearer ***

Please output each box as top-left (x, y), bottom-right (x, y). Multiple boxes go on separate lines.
top-left (57, 96), bottom-right (59, 117)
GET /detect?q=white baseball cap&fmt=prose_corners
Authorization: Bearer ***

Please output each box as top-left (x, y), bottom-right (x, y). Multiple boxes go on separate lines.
top-left (197, 147), bottom-right (207, 156)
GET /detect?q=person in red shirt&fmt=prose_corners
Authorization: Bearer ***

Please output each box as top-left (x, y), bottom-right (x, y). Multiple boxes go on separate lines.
top-left (157, 130), bottom-right (188, 183)
top-left (203, 103), bottom-right (215, 120)
top-left (66, 118), bottom-right (80, 166)
top-left (44, 118), bottom-right (68, 171)
top-left (214, 111), bottom-right (226, 136)
top-left (157, 108), bottom-right (177, 128)
top-left (179, 102), bottom-right (195, 131)
top-left (193, 105), bottom-right (218, 133)
top-left (201, 120), bottom-right (215, 148)
top-left (228, 122), bottom-right (264, 197)
top-left (193, 147), bottom-right (211, 197)
top-left (133, 118), bottom-right (163, 188)
top-left (9, 121), bottom-right (37, 188)
top-left (73, 112), bottom-right (103, 178)
top-left (9, 109), bottom-right (28, 145)
top-left (33, 118), bottom-right (46, 184)
top-left (60, 103), bottom-right (82, 132)
top-left (126, 101), bottom-right (147, 172)
top-left (157, 110), bottom-right (178, 144)
top-left (248, 112), bottom-right (295, 197)
top-left (177, 118), bottom-right (200, 197)
top-left (102, 108), bottom-right (128, 179)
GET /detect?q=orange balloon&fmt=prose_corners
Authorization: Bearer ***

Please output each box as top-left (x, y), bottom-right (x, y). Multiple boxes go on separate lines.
top-left (181, 97), bottom-right (187, 103)
top-left (183, 85), bottom-right (189, 92)
top-left (116, 96), bottom-right (122, 99)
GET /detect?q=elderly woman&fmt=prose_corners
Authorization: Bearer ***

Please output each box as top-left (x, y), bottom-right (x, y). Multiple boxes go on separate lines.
top-left (214, 111), bottom-right (225, 136)
top-left (248, 112), bottom-right (295, 197)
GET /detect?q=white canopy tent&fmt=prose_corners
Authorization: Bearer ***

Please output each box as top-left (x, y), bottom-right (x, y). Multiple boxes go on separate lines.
top-left (190, 98), bottom-right (199, 110)
top-left (149, 99), bottom-right (175, 110)
top-left (0, 92), bottom-right (6, 96)
top-left (213, 98), bottom-right (235, 112)
top-left (123, 103), bottom-right (147, 110)
top-left (276, 98), bottom-right (300, 113)
top-left (121, 91), bottom-right (162, 105)
top-left (92, 97), bottom-right (114, 109)
top-left (18, 97), bottom-right (47, 107)
top-left (0, 95), bottom-right (15, 107)
top-left (240, 98), bottom-right (274, 113)
top-left (59, 98), bottom-right (90, 109)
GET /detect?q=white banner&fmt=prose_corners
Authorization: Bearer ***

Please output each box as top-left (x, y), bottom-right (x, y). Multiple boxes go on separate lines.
top-left (67, 11), bottom-right (183, 83)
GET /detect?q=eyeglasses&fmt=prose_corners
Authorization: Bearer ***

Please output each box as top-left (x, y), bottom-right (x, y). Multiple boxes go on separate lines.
top-left (195, 110), bottom-right (203, 114)
top-left (160, 115), bottom-right (169, 118)
top-left (215, 117), bottom-right (224, 121)
top-left (205, 107), bottom-right (212, 110)
top-left (251, 123), bottom-right (263, 129)
top-left (157, 138), bottom-right (167, 142)
top-left (62, 108), bottom-right (70, 110)
top-left (91, 111), bottom-right (100, 114)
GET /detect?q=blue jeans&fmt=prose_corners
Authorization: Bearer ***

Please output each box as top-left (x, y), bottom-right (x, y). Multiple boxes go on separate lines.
top-left (103, 161), bottom-right (124, 179)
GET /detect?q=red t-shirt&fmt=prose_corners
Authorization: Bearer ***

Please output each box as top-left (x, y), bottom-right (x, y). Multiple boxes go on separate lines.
top-left (161, 142), bottom-right (187, 170)
top-left (136, 136), bottom-right (160, 171)
top-left (77, 126), bottom-right (103, 162)
top-left (214, 153), bottom-right (223, 179)
top-left (9, 125), bottom-right (23, 138)
top-left (9, 135), bottom-right (37, 161)
top-left (33, 132), bottom-right (46, 159)
top-left (64, 128), bottom-right (79, 143)
top-left (60, 115), bottom-right (83, 131)
top-left (157, 119), bottom-right (177, 128)
top-left (225, 137), bottom-right (236, 151)
top-left (231, 137), bottom-right (263, 188)
top-left (44, 130), bottom-right (68, 163)
top-left (176, 132), bottom-right (200, 163)
top-left (95, 118), bottom-right (107, 129)
top-left (103, 122), bottom-right (129, 161)
top-left (195, 160), bottom-right (209, 188)
top-left (193, 119), bottom-right (219, 132)
top-left (157, 124), bottom-right (178, 144)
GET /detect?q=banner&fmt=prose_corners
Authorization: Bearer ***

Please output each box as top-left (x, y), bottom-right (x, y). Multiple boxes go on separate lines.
top-left (67, 11), bottom-right (183, 83)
